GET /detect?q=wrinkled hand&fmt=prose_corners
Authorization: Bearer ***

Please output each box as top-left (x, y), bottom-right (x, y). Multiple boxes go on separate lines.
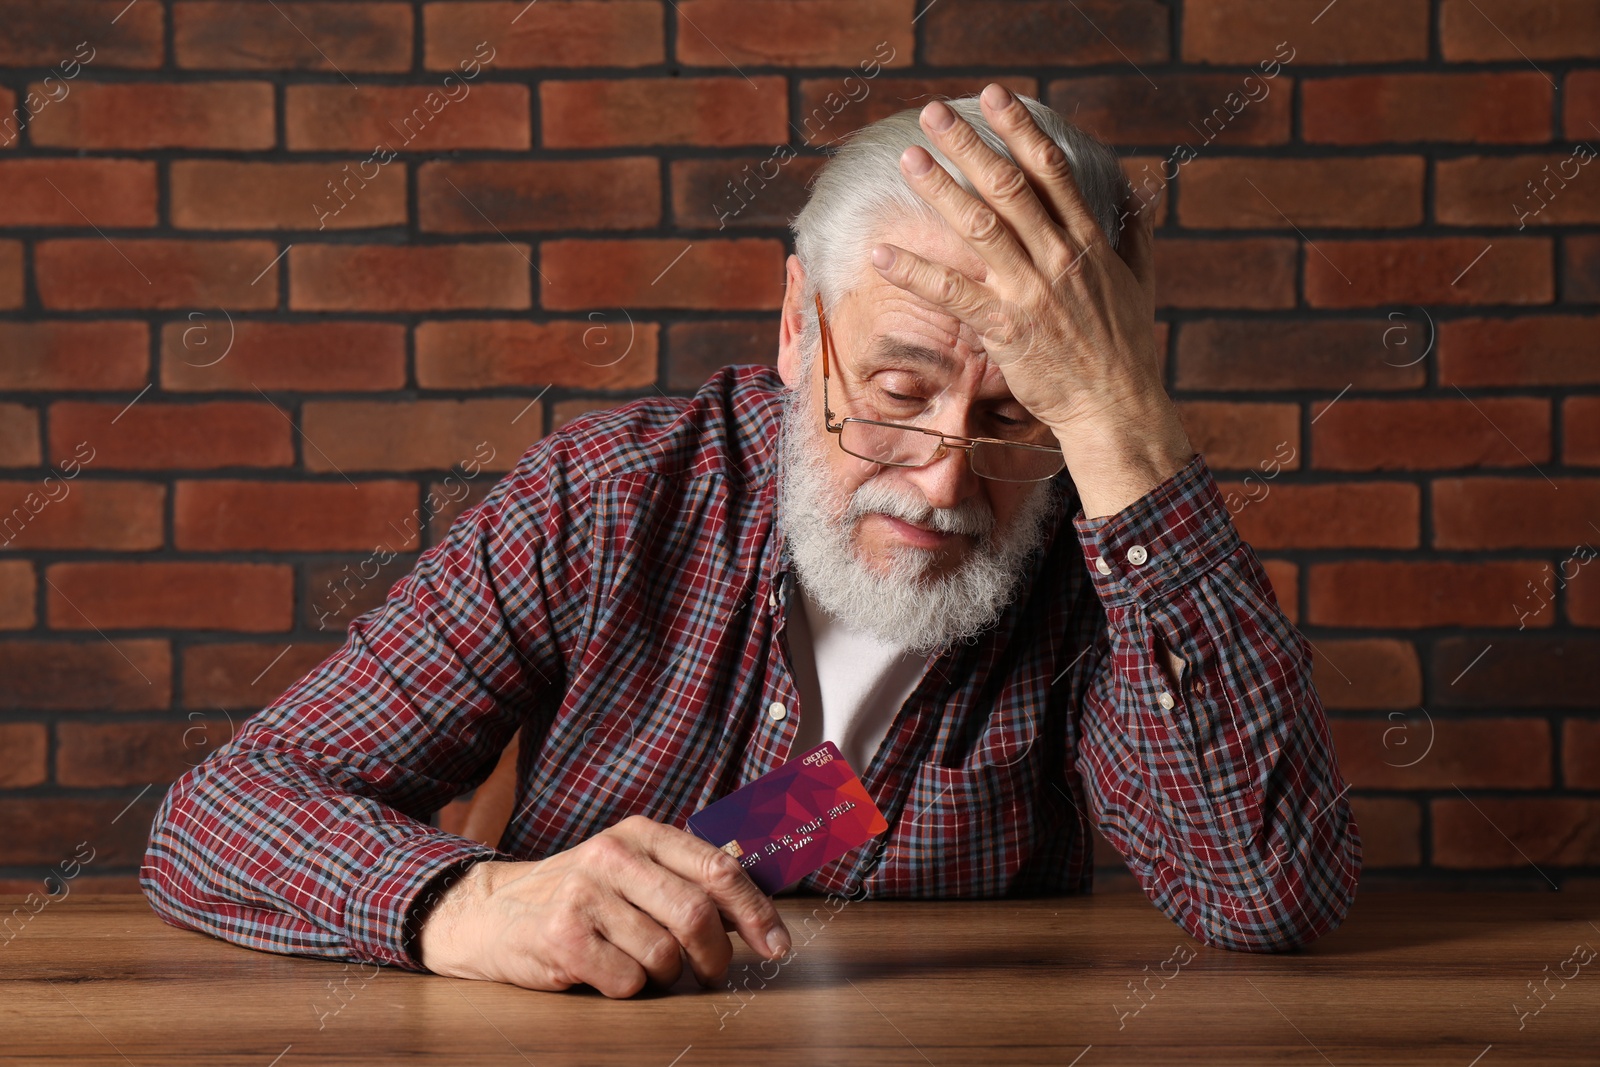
top-left (869, 83), bottom-right (1161, 438)
top-left (417, 815), bottom-right (792, 998)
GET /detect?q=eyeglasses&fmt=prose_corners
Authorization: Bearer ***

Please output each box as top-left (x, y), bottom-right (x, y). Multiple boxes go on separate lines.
top-left (813, 292), bottom-right (1066, 483)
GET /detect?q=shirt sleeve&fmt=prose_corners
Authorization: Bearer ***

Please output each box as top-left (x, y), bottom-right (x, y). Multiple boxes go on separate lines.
top-left (1069, 450), bottom-right (1361, 952)
top-left (140, 441), bottom-right (588, 971)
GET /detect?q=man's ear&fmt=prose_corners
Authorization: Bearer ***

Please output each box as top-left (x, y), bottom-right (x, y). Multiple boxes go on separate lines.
top-left (776, 254), bottom-right (807, 389)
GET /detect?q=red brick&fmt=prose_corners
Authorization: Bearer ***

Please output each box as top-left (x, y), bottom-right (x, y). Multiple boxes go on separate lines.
top-left (1565, 720), bottom-right (1600, 787)
top-left (300, 400), bottom-right (541, 473)
top-left (676, 1), bottom-right (913, 66)
top-left (1312, 398), bottom-right (1551, 470)
top-left (1179, 157), bottom-right (1424, 229)
top-left (1567, 71), bottom-right (1600, 140)
top-left (672, 155), bottom-right (827, 230)
top-left (1439, 316), bottom-right (1600, 387)
top-left (288, 244), bottom-right (529, 311)
top-left (305, 552), bottom-right (419, 630)
top-left (1307, 561), bottom-right (1547, 628)
top-left (1173, 401), bottom-right (1298, 470)
top-left (926, 1), bottom-right (1168, 65)
top-left (424, 1), bottom-right (662, 69)
top-left (0, 2), bottom-right (163, 68)
top-left (47, 402), bottom-right (294, 471)
top-left (284, 84), bottom-right (531, 152)
top-left (416, 320), bottom-right (660, 390)
top-left (1310, 638), bottom-right (1421, 710)
top-left (1303, 73), bottom-right (1553, 145)
top-left (1566, 397), bottom-right (1600, 465)
top-left (1571, 559), bottom-right (1600, 626)
top-left (28, 82), bottom-right (275, 150)
top-left (0, 241), bottom-right (19, 308)
top-left (1433, 798), bottom-right (1600, 868)
top-left (1260, 558), bottom-right (1297, 622)
top-left (1048, 74), bottom-right (1290, 147)
top-left (1184, 0), bottom-right (1427, 64)
top-left (1153, 239), bottom-right (1297, 309)
top-left (0, 640), bottom-right (171, 710)
top-left (1305, 238), bottom-right (1553, 308)
top-left (0, 723), bottom-right (46, 788)
top-left (0, 323), bottom-right (147, 389)
top-left (1349, 797), bottom-right (1420, 868)
top-left (418, 159), bottom-right (659, 233)
top-left (36, 239), bottom-right (280, 311)
top-left (175, 480), bottom-right (421, 552)
top-left (1569, 236), bottom-right (1600, 302)
top-left (1228, 483), bottom-right (1420, 550)
top-left (160, 321), bottom-right (406, 393)
top-left (0, 560), bottom-right (34, 630)
top-left (0, 404), bottom-right (40, 468)
top-left (0, 159), bottom-right (156, 228)
top-left (56, 721), bottom-right (208, 788)
top-left (0, 87), bottom-right (12, 150)
top-left (1175, 319), bottom-right (1425, 392)
top-left (1331, 717), bottom-right (1550, 789)
top-left (0, 480), bottom-right (164, 551)
top-left (174, 2), bottom-right (413, 71)
top-left (1438, 154), bottom-right (1600, 227)
top-left (1433, 636), bottom-right (1599, 707)
top-left (797, 77), bottom-right (1037, 148)
top-left (173, 161), bottom-right (406, 231)
top-left (182, 641), bottom-right (343, 709)
top-left (666, 321), bottom-right (779, 390)
top-left (1441, 0), bottom-right (1600, 60)
top-left (541, 77), bottom-right (788, 148)
top-left (1433, 477), bottom-right (1600, 549)
top-left (45, 562), bottom-right (293, 632)
top-left (540, 238), bottom-right (785, 311)
top-left (0, 797), bottom-right (162, 867)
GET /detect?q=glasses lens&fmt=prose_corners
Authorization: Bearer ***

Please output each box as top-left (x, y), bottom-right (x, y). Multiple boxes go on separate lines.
top-left (970, 441), bottom-right (1065, 482)
top-left (840, 422), bottom-right (940, 467)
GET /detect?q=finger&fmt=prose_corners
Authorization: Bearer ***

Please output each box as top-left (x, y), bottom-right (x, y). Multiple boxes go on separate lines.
top-left (975, 84), bottom-right (1108, 268)
top-left (869, 242), bottom-right (993, 326)
top-left (590, 899), bottom-right (685, 990)
top-left (632, 818), bottom-right (792, 963)
top-left (566, 925), bottom-right (651, 1000)
top-left (900, 121), bottom-right (1036, 283)
top-left (614, 863), bottom-right (734, 988)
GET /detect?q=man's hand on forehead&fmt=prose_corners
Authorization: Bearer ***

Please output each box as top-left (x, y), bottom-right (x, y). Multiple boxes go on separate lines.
top-left (866, 84), bottom-right (1163, 439)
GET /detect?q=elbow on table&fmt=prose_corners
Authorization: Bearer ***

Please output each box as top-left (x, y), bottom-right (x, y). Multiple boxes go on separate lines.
top-left (1189, 831), bottom-right (1363, 954)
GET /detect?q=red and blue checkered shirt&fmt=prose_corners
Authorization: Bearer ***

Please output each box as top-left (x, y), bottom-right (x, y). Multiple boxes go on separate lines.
top-left (141, 363), bottom-right (1361, 969)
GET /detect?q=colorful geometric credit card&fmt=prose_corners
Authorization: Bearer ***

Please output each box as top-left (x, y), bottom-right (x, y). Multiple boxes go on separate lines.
top-left (686, 741), bottom-right (890, 895)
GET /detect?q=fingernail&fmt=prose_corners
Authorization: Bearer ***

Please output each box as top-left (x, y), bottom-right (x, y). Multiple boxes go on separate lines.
top-left (982, 83), bottom-right (1011, 110)
top-left (902, 147), bottom-right (932, 175)
top-left (766, 927), bottom-right (791, 958)
top-left (922, 100), bottom-right (955, 131)
top-left (872, 244), bottom-right (895, 269)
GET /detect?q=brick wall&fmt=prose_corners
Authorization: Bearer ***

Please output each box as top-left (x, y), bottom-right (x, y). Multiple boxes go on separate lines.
top-left (0, 0), bottom-right (1596, 895)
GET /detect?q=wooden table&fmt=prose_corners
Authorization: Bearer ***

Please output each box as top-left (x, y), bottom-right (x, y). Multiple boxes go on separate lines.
top-left (3, 891), bottom-right (1596, 1065)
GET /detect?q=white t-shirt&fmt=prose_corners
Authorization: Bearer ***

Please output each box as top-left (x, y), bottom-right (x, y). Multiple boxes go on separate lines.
top-left (783, 577), bottom-right (929, 775)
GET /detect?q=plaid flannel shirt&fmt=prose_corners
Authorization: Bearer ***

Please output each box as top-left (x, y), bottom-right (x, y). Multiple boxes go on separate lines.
top-left (141, 363), bottom-right (1361, 970)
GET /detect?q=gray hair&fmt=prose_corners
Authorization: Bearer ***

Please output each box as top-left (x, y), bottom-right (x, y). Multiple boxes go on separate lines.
top-left (788, 93), bottom-right (1128, 372)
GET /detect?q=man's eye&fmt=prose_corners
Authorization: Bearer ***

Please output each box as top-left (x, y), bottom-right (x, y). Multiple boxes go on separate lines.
top-left (884, 391), bottom-right (921, 402)
top-left (991, 413), bottom-right (1025, 427)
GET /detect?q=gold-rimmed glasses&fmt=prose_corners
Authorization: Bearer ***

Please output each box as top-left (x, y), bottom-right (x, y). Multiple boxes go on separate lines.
top-left (813, 292), bottom-right (1066, 483)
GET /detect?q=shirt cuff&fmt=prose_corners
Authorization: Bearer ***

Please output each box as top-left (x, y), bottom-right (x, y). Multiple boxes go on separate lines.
top-left (1071, 451), bottom-right (1240, 608)
top-left (342, 831), bottom-right (509, 971)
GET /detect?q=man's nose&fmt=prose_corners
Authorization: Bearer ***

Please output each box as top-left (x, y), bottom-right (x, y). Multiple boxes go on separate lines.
top-left (902, 432), bottom-right (982, 514)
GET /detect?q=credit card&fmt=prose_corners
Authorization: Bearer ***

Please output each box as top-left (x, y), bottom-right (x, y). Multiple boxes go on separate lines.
top-left (686, 741), bottom-right (889, 895)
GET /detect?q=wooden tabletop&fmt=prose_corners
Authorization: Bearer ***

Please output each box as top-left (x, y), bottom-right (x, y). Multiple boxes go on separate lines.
top-left (3, 891), bottom-right (1596, 1066)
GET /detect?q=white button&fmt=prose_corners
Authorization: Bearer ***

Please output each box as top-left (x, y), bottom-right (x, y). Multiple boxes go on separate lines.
top-left (1095, 557), bottom-right (1111, 575)
top-left (768, 590), bottom-right (777, 609)
top-left (1158, 690), bottom-right (1174, 709)
top-left (767, 701), bottom-right (787, 721)
top-left (1127, 544), bottom-right (1148, 566)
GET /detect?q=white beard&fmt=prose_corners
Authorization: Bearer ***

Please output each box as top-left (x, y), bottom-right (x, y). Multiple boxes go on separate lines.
top-left (774, 378), bottom-right (1062, 656)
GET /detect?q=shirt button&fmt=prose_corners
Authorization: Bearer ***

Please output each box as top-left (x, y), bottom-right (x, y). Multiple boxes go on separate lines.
top-left (767, 701), bottom-right (787, 722)
top-left (1095, 557), bottom-right (1111, 576)
top-left (768, 590), bottom-right (777, 610)
top-left (1157, 690), bottom-right (1174, 710)
top-left (1127, 544), bottom-right (1149, 566)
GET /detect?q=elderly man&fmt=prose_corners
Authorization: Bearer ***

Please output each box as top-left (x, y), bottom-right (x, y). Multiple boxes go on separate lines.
top-left (142, 85), bottom-right (1360, 998)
